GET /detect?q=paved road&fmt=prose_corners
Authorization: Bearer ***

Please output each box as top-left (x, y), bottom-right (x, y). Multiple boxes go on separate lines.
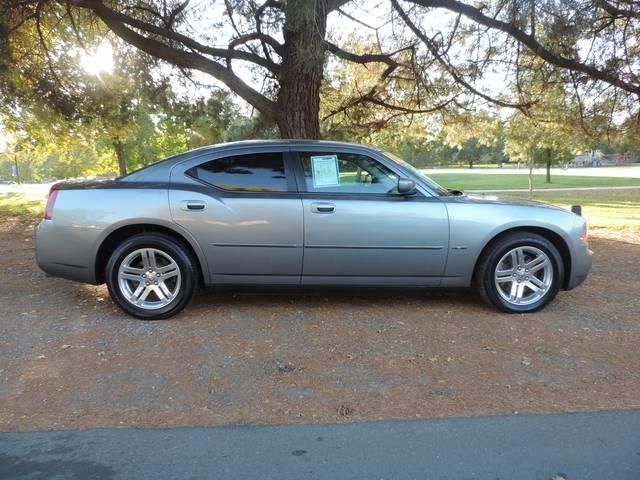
top-left (2, 410), bottom-right (639, 479)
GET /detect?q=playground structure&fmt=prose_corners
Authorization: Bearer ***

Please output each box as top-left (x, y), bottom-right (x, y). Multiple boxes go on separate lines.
top-left (570, 151), bottom-right (637, 168)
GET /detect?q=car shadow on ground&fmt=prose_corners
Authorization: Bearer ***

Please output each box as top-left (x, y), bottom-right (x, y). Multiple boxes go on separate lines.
top-left (185, 285), bottom-right (490, 317)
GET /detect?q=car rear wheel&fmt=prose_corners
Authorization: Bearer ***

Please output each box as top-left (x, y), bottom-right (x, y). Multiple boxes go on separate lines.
top-left (476, 232), bottom-right (564, 313)
top-left (106, 233), bottom-right (196, 320)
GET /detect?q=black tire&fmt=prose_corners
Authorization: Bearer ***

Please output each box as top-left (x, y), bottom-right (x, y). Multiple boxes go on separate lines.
top-left (105, 233), bottom-right (197, 320)
top-left (476, 231), bottom-right (564, 313)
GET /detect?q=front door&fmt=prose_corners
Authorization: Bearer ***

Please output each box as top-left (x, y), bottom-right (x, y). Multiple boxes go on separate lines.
top-left (295, 149), bottom-right (449, 286)
top-left (170, 148), bottom-right (303, 285)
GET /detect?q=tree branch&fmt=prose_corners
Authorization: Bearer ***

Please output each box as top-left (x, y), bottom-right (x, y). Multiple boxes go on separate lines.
top-left (253, 0), bottom-right (283, 66)
top-left (392, 0), bottom-right (532, 111)
top-left (325, 41), bottom-right (405, 68)
top-left (324, 82), bottom-right (456, 120)
top-left (402, 0), bottom-right (640, 96)
top-left (255, 0), bottom-right (284, 16)
top-left (229, 32), bottom-right (284, 56)
top-left (67, 0), bottom-right (277, 118)
top-left (335, 7), bottom-right (378, 30)
top-left (35, 0), bottom-right (65, 91)
top-left (596, 0), bottom-right (640, 20)
top-left (166, 0), bottom-right (190, 28)
top-left (365, 95), bottom-right (456, 113)
top-left (327, 0), bottom-right (351, 12)
top-left (67, 0), bottom-right (280, 73)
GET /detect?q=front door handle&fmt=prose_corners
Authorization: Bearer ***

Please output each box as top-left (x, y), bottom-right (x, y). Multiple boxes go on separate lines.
top-left (311, 202), bottom-right (335, 214)
top-left (180, 200), bottom-right (206, 211)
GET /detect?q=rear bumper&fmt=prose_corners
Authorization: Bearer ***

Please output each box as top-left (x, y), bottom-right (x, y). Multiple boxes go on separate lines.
top-left (36, 220), bottom-right (99, 284)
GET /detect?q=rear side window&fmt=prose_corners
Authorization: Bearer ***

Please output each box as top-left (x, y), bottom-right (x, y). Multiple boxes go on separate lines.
top-left (190, 152), bottom-right (287, 192)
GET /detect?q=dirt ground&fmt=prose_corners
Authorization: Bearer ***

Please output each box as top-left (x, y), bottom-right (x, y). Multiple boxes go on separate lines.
top-left (1, 215), bottom-right (639, 432)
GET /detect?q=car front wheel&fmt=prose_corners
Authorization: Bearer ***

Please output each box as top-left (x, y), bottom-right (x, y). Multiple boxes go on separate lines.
top-left (476, 232), bottom-right (564, 313)
top-left (106, 233), bottom-right (196, 320)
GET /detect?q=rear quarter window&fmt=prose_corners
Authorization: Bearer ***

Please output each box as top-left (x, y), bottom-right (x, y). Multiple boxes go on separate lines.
top-left (190, 152), bottom-right (287, 192)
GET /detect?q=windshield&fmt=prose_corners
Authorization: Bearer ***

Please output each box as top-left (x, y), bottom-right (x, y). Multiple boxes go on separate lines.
top-left (383, 151), bottom-right (451, 196)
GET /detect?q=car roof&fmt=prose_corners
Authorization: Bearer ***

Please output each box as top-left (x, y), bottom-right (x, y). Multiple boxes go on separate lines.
top-left (184, 139), bottom-right (382, 153)
top-left (120, 140), bottom-right (384, 182)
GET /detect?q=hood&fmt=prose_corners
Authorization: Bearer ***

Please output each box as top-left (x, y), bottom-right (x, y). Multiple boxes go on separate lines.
top-left (451, 193), bottom-right (568, 212)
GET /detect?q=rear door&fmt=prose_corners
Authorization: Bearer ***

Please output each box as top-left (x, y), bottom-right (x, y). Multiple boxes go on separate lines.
top-left (293, 148), bottom-right (449, 286)
top-left (170, 147), bottom-right (303, 285)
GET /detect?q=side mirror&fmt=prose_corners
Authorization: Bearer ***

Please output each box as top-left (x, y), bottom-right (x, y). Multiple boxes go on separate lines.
top-left (397, 178), bottom-right (417, 195)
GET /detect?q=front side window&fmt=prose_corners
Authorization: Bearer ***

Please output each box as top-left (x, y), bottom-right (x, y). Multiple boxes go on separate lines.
top-left (191, 152), bottom-right (287, 192)
top-left (300, 152), bottom-right (399, 194)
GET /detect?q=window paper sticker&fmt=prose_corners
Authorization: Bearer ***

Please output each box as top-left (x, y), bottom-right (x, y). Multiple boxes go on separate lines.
top-left (311, 155), bottom-right (340, 188)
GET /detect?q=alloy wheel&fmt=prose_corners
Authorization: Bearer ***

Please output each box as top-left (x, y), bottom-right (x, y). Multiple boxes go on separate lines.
top-left (117, 248), bottom-right (182, 310)
top-left (493, 246), bottom-right (553, 306)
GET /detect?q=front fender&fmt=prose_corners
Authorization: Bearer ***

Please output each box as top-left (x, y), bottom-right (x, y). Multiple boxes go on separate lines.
top-left (441, 201), bottom-right (577, 287)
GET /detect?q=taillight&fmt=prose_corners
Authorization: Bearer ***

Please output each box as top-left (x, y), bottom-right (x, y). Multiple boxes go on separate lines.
top-left (43, 184), bottom-right (60, 220)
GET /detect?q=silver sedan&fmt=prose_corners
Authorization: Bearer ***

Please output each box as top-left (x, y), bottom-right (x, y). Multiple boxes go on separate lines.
top-left (36, 140), bottom-right (592, 319)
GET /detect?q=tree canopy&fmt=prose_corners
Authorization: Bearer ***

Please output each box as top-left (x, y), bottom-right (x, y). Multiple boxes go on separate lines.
top-left (1, 0), bottom-right (639, 178)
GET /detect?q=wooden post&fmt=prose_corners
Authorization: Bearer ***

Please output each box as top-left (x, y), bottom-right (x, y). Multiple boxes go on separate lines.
top-left (528, 152), bottom-right (533, 198)
top-left (14, 153), bottom-right (21, 185)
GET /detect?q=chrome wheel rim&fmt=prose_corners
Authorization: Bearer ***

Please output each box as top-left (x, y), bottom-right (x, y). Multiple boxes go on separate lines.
top-left (494, 246), bottom-right (553, 306)
top-left (117, 248), bottom-right (181, 310)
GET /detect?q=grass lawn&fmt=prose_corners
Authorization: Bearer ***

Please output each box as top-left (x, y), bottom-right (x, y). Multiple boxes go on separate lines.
top-left (510, 189), bottom-right (640, 242)
top-left (0, 192), bottom-right (46, 216)
top-left (427, 173), bottom-right (640, 190)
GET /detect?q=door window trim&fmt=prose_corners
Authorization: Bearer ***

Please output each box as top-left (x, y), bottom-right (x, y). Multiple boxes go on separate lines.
top-left (290, 149), bottom-right (428, 198)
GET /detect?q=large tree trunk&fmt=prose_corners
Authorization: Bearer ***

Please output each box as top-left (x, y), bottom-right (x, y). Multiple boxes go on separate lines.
top-left (276, 0), bottom-right (328, 139)
top-left (113, 139), bottom-right (126, 176)
top-left (545, 149), bottom-right (552, 183)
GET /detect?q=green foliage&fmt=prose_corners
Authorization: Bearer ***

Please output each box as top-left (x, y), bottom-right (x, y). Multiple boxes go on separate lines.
top-left (0, 2), bottom-right (254, 179)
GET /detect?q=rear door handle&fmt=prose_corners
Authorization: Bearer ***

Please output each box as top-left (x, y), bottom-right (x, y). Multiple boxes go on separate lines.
top-left (180, 200), bottom-right (206, 211)
top-left (311, 202), bottom-right (335, 214)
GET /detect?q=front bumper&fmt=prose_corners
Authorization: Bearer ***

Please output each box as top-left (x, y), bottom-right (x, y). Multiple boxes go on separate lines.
top-left (566, 241), bottom-right (593, 290)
